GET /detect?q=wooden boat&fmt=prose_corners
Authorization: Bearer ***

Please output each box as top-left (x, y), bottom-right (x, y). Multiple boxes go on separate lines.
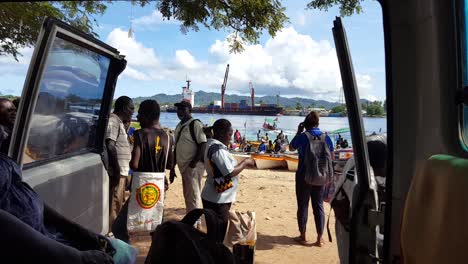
top-left (231, 152), bottom-right (252, 164)
top-left (284, 155), bottom-right (299, 172)
top-left (251, 153), bottom-right (287, 169)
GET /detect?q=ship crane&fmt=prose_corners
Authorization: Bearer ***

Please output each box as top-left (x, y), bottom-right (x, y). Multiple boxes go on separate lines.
top-left (249, 82), bottom-right (255, 111)
top-left (221, 64), bottom-right (229, 110)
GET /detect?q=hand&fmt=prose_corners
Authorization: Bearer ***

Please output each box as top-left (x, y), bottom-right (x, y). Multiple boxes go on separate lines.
top-left (97, 235), bottom-right (116, 256)
top-left (169, 169), bottom-right (177, 183)
top-left (297, 122), bottom-right (305, 134)
top-left (80, 250), bottom-right (114, 264)
top-left (243, 158), bottom-right (256, 167)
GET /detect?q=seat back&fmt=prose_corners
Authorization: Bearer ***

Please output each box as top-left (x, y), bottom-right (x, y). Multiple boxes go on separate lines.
top-left (401, 154), bottom-right (468, 263)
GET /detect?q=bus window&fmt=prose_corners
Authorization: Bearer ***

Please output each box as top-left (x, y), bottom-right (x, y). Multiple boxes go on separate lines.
top-left (23, 37), bottom-right (110, 164)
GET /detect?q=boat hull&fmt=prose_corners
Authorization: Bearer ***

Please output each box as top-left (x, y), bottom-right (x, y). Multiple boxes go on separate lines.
top-left (285, 156), bottom-right (298, 171)
top-left (252, 154), bottom-right (287, 169)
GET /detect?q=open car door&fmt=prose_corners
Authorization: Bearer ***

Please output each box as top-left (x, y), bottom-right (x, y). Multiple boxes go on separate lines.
top-left (9, 17), bottom-right (126, 234)
top-left (332, 17), bottom-right (381, 263)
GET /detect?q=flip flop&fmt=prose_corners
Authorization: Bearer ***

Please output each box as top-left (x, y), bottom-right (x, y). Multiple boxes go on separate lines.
top-left (312, 239), bottom-right (325, 247)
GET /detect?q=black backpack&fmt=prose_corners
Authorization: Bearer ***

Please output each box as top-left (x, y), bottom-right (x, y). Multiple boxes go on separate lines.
top-left (145, 209), bottom-right (235, 264)
top-left (302, 132), bottom-right (334, 186)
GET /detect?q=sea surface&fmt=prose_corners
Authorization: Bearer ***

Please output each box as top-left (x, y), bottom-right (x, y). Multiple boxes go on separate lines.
top-left (149, 112), bottom-right (386, 145)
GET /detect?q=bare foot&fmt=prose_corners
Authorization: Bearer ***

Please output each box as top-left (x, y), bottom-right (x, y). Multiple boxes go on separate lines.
top-left (293, 236), bottom-right (309, 246)
top-left (312, 238), bottom-right (325, 247)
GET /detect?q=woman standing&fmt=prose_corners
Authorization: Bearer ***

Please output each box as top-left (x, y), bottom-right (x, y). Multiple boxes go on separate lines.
top-left (201, 119), bottom-right (255, 242)
top-left (289, 111), bottom-right (334, 247)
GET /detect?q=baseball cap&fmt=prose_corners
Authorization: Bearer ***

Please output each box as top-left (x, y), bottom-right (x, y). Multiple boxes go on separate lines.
top-left (174, 100), bottom-right (192, 110)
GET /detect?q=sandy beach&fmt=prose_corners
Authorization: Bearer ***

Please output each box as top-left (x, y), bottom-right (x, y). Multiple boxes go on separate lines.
top-left (132, 168), bottom-right (339, 264)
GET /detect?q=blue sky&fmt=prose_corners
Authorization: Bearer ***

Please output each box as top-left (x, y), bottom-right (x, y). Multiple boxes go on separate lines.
top-left (0, 0), bottom-right (385, 102)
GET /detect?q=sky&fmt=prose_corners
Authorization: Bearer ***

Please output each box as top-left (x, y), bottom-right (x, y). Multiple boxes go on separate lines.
top-left (0, 0), bottom-right (385, 102)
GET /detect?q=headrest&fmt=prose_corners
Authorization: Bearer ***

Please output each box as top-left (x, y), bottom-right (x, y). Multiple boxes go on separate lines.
top-left (401, 154), bottom-right (468, 263)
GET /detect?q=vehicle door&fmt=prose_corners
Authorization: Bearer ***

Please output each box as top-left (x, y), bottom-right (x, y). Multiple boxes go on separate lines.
top-left (8, 17), bottom-right (126, 234)
top-left (332, 17), bottom-right (381, 263)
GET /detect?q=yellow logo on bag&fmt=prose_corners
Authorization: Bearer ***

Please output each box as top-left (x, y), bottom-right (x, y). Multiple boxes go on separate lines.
top-left (136, 183), bottom-right (160, 209)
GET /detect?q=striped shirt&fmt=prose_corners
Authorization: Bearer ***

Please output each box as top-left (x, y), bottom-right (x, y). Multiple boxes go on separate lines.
top-left (105, 113), bottom-right (131, 176)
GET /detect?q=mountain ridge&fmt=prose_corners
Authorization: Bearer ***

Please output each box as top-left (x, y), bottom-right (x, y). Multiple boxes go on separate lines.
top-left (133, 91), bottom-right (373, 110)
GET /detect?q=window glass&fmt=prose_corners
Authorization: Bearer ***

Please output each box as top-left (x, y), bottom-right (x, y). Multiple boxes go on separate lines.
top-left (462, 0), bottom-right (468, 147)
top-left (23, 37), bottom-right (110, 164)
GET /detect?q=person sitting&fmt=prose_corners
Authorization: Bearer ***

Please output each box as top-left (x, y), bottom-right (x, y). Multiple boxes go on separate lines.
top-left (258, 142), bottom-right (267, 153)
top-left (0, 98), bottom-right (17, 155)
top-left (267, 140), bottom-right (274, 153)
top-left (0, 153), bottom-right (115, 263)
top-left (262, 133), bottom-right (269, 143)
top-left (340, 139), bottom-right (349, 149)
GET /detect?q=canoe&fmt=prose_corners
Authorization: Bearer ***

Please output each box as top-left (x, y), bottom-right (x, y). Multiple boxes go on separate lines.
top-left (284, 156), bottom-right (299, 172)
top-left (251, 154), bottom-right (287, 170)
top-left (231, 153), bottom-right (252, 164)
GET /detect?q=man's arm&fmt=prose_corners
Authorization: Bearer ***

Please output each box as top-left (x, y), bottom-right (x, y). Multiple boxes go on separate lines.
top-left (190, 142), bottom-right (206, 168)
top-left (189, 121), bottom-right (207, 168)
top-left (106, 139), bottom-right (120, 186)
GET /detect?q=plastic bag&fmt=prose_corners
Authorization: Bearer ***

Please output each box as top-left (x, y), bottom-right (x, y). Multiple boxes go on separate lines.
top-left (127, 171), bottom-right (165, 232)
top-left (224, 211), bottom-right (257, 248)
top-left (110, 238), bottom-right (138, 264)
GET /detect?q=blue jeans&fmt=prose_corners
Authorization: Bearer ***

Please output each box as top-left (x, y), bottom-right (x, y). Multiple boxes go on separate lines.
top-left (295, 177), bottom-right (325, 236)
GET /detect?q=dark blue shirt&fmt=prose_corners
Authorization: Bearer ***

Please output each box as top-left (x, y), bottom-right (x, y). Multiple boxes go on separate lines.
top-left (290, 128), bottom-right (334, 176)
top-left (0, 154), bottom-right (68, 244)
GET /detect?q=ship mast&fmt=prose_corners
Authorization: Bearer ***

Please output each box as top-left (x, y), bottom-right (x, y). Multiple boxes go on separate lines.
top-left (249, 82), bottom-right (255, 111)
top-left (221, 64), bottom-right (230, 111)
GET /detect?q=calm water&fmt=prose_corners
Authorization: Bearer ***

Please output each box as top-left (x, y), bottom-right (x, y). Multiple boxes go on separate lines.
top-left (155, 112), bottom-right (386, 144)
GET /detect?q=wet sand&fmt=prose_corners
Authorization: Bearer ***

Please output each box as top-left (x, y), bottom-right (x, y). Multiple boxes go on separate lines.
top-left (132, 168), bottom-right (338, 264)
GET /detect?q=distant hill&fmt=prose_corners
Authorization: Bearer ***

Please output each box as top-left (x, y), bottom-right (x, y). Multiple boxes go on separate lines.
top-left (133, 91), bottom-right (372, 110)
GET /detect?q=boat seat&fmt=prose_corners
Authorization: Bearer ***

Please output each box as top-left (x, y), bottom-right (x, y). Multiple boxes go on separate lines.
top-left (401, 154), bottom-right (468, 263)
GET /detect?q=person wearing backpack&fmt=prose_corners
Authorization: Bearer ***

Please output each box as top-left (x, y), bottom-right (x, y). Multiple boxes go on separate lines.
top-left (171, 101), bottom-right (207, 228)
top-left (289, 111), bottom-right (334, 247)
top-left (201, 119), bottom-right (255, 242)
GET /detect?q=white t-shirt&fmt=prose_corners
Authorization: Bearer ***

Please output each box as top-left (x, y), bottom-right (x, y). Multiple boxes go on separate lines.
top-left (201, 138), bottom-right (238, 204)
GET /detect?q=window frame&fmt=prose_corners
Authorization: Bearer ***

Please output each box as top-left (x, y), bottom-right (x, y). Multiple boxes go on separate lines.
top-left (10, 18), bottom-right (124, 168)
top-left (457, 0), bottom-right (468, 151)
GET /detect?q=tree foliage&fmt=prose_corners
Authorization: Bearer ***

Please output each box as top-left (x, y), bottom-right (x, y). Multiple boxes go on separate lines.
top-left (1, 0), bottom-right (288, 60)
top-left (306, 0), bottom-right (363, 16)
top-left (0, 1), bottom-right (113, 60)
top-left (2, 0), bottom-right (362, 60)
top-left (365, 101), bottom-right (384, 116)
top-left (156, 0), bottom-right (288, 53)
top-left (331, 104), bottom-right (346, 113)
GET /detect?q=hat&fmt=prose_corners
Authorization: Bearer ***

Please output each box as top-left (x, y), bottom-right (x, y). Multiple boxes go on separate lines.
top-left (174, 100), bottom-right (192, 110)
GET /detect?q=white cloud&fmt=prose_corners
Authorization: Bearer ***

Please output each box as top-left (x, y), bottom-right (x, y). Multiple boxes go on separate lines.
top-left (108, 26), bottom-right (377, 101)
top-left (132, 10), bottom-right (178, 30)
top-left (122, 66), bottom-right (151, 81)
top-left (175, 50), bottom-right (198, 69)
top-left (106, 28), bottom-right (159, 67)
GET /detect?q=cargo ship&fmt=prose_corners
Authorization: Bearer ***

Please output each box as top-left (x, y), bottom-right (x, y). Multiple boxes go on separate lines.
top-left (167, 66), bottom-right (283, 116)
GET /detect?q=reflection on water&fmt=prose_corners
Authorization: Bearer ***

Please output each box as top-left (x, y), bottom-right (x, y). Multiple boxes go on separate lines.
top-left (151, 112), bottom-right (386, 143)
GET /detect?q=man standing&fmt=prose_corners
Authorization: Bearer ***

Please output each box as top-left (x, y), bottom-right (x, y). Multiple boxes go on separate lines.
top-left (0, 98), bottom-right (17, 155)
top-left (170, 101), bottom-right (207, 226)
top-left (105, 96), bottom-right (134, 230)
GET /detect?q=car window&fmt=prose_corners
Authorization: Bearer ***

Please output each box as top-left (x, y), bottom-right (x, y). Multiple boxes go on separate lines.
top-left (461, 0), bottom-right (468, 149)
top-left (23, 37), bottom-right (110, 164)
